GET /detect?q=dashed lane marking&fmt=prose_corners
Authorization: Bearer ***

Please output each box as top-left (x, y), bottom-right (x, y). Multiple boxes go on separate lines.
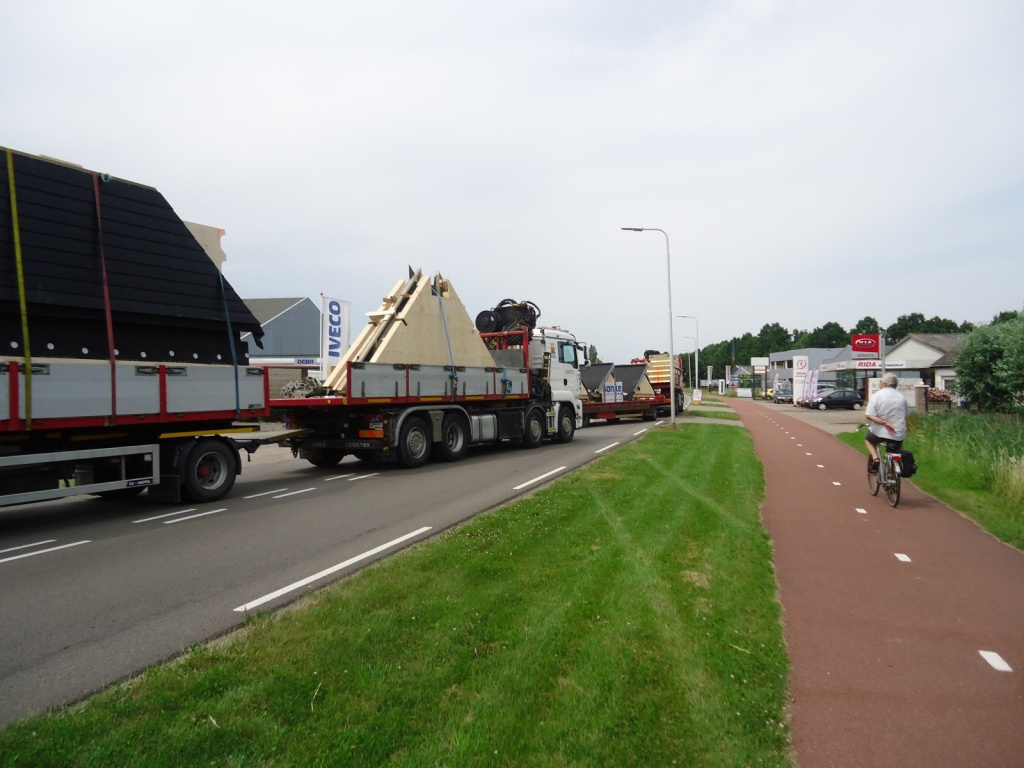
top-left (979, 651), bottom-right (1013, 672)
top-left (832, 482), bottom-right (842, 486)
top-left (134, 509), bottom-right (197, 524)
top-left (595, 442), bottom-right (620, 454)
top-left (0, 540), bottom-right (91, 564)
top-left (1, 539), bottom-right (56, 554)
top-left (895, 553), bottom-right (911, 562)
top-left (324, 474), bottom-right (356, 482)
top-left (165, 509), bottom-right (227, 524)
top-left (856, 508), bottom-right (868, 514)
top-left (244, 488), bottom-right (288, 499)
top-left (348, 473), bottom-right (380, 482)
top-left (273, 488), bottom-right (316, 499)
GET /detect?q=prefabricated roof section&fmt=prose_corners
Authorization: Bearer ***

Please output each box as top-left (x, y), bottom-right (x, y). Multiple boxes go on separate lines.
top-left (1, 147), bottom-right (263, 363)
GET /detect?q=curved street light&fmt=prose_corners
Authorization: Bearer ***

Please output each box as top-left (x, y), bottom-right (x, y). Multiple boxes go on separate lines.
top-left (621, 227), bottom-right (675, 428)
top-left (677, 315), bottom-right (699, 390)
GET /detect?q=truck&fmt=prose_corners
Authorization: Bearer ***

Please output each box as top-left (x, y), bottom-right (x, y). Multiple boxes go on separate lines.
top-left (274, 275), bottom-right (588, 467)
top-left (632, 350), bottom-right (685, 415)
top-left (579, 361), bottom-right (666, 425)
top-left (0, 148), bottom-right (290, 507)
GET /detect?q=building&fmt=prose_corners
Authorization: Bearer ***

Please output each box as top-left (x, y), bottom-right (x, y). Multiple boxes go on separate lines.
top-left (242, 298), bottom-right (321, 397)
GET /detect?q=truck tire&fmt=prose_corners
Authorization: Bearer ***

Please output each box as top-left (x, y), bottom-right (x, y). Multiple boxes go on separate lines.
top-left (553, 405), bottom-right (575, 443)
top-left (521, 408), bottom-right (545, 449)
top-left (438, 413), bottom-right (469, 462)
top-left (182, 438), bottom-right (237, 502)
top-left (307, 449), bottom-right (346, 467)
top-left (398, 415), bottom-right (432, 468)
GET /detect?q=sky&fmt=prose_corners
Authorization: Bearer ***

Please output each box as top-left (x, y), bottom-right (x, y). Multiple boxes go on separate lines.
top-left (3, 0), bottom-right (1022, 365)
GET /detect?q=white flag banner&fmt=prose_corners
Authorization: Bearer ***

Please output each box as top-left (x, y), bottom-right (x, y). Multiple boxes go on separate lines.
top-left (320, 295), bottom-right (351, 380)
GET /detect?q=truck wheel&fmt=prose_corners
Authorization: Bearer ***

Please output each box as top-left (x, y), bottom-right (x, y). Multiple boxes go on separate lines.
top-left (398, 416), bottom-right (432, 468)
top-left (307, 449), bottom-right (346, 467)
top-left (182, 439), bottom-right (237, 502)
top-left (521, 408), bottom-right (545, 449)
top-left (553, 405), bottom-right (575, 443)
top-left (438, 413), bottom-right (469, 462)
top-left (642, 409), bottom-right (657, 422)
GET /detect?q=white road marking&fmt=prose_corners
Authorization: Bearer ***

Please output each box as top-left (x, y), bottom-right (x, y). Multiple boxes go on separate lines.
top-left (805, 452), bottom-right (813, 456)
top-left (856, 508), bottom-right (867, 514)
top-left (348, 473), bottom-right (380, 481)
top-left (243, 488), bottom-right (288, 499)
top-left (513, 467), bottom-right (568, 490)
top-left (164, 508), bottom-right (227, 524)
top-left (895, 553), bottom-right (911, 562)
top-left (0, 540), bottom-right (91, 564)
top-left (595, 442), bottom-right (620, 454)
top-left (655, 420), bottom-right (665, 426)
top-left (272, 488), bottom-right (316, 498)
top-left (832, 481), bottom-right (841, 486)
top-left (817, 464), bottom-right (825, 468)
top-left (323, 474), bottom-right (356, 482)
top-left (134, 509), bottom-right (197, 524)
top-left (1, 539), bottom-right (56, 554)
top-left (633, 428), bottom-right (648, 436)
top-left (234, 526), bottom-right (433, 612)
top-left (979, 651), bottom-right (1013, 672)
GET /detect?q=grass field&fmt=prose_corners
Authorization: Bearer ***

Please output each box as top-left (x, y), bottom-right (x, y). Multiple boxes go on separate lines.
top-left (0, 427), bottom-right (792, 767)
top-left (837, 410), bottom-right (1024, 551)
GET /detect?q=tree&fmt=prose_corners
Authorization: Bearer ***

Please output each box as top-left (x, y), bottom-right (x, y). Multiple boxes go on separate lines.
top-left (806, 321), bottom-right (848, 349)
top-left (852, 316), bottom-right (881, 335)
top-left (952, 317), bottom-right (1024, 413)
top-left (587, 345), bottom-right (602, 365)
top-left (757, 322), bottom-right (790, 353)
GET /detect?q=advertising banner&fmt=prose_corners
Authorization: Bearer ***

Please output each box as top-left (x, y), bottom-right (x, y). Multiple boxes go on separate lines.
top-left (320, 295), bottom-right (351, 380)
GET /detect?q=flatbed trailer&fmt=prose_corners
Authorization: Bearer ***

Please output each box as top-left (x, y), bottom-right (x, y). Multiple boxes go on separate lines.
top-left (581, 395), bottom-right (666, 426)
top-left (0, 359), bottom-right (291, 506)
top-left (272, 323), bottom-right (586, 468)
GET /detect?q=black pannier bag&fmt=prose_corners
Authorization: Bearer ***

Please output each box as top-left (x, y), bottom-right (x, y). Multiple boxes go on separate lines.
top-left (896, 450), bottom-right (917, 478)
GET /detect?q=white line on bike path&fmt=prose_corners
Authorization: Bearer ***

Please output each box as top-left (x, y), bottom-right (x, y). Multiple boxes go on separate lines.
top-left (895, 553), bottom-right (911, 562)
top-left (979, 651), bottom-right (1013, 672)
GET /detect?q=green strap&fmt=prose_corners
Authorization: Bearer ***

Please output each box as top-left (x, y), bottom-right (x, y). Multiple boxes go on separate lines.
top-left (6, 148), bottom-right (32, 428)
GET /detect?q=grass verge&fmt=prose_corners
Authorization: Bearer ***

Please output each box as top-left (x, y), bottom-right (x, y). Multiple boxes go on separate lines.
top-left (0, 427), bottom-right (790, 767)
top-left (837, 411), bottom-right (1024, 551)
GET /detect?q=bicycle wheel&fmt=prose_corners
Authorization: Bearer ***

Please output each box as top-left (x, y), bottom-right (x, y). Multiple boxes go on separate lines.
top-left (885, 460), bottom-right (901, 507)
top-left (867, 456), bottom-right (880, 496)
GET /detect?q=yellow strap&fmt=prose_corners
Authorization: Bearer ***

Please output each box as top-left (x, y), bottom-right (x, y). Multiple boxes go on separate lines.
top-left (6, 148), bottom-right (32, 428)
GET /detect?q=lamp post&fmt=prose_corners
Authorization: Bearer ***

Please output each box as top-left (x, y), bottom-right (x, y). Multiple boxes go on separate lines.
top-left (622, 227), bottom-right (675, 428)
top-left (681, 335), bottom-right (697, 388)
top-left (678, 315), bottom-right (699, 391)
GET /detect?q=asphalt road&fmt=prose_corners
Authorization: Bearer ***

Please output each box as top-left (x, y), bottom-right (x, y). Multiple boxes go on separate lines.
top-left (0, 418), bottom-right (660, 725)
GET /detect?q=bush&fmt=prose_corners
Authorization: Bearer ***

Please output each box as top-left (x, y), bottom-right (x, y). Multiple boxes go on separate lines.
top-left (953, 317), bottom-right (1024, 413)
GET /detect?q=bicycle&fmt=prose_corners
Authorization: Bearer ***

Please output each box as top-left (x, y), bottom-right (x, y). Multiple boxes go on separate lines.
top-left (867, 438), bottom-right (902, 507)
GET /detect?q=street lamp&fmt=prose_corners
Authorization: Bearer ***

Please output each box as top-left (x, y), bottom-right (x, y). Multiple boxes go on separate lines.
top-left (681, 335), bottom-right (697, 388)
top-left (622, 227), bottom-right (675, 428)
top-left (678, 315), bottom-right (699, 390)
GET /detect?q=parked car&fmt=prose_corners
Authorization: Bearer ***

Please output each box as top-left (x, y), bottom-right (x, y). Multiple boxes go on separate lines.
top-left (810, 389), bottom-right (863, 410)
top-left (773, 388), bottom-right (793, 404)
top-left (798, 388), bottom-right (835, 407)
top-left (764, 388), bottom-right (774, 400)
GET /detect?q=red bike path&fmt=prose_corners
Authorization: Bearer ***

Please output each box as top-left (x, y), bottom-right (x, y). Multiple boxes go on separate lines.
top-left (727, 399), bottom-right (1024, 767)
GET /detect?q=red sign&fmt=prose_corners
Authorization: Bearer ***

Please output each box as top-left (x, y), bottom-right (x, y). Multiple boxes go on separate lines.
top-left (851, 334), bottom-right (880, 359)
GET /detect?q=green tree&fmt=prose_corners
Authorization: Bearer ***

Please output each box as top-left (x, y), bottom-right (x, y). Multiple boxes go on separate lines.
top-left (885, 313), bottom-right (926, 344)
top-left (953, 317), bottom-right (1024, 413)
top-left (757, 322), bottom-right (791, 353)
top-left (806, 321), bottom-right (848, 348)
top-left (588, 345), bottom-right (602, 365)
top-left (991, 310), bottom-right (1021, 325)
top-left (852, 316), bottom-right (881, 335)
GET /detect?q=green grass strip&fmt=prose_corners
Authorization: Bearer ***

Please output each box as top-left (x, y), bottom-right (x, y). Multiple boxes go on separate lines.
top-left (0, 427), bottom-right (791, 767)
top-left (837, 411), bottom-right (1024, 551)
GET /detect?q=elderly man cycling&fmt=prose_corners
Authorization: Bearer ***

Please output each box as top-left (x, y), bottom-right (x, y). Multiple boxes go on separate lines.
top-left (864, 373), bottom-right (908, 471)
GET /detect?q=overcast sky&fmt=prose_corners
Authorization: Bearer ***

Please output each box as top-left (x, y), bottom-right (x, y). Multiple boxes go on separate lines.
top-left (4, 1), bottom-right (1022, 364)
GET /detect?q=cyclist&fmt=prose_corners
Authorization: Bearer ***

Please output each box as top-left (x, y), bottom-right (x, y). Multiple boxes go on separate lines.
top-left (865, 373), bottom-right (908, 471)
